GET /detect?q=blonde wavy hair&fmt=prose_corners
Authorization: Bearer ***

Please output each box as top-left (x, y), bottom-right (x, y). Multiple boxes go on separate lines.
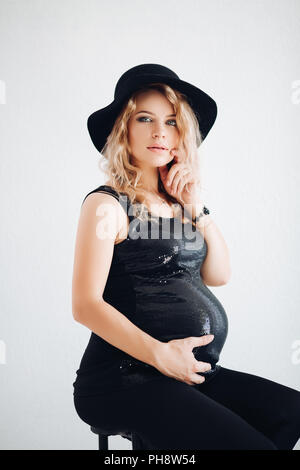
top-left (98, 82), bottom-right (203, 224)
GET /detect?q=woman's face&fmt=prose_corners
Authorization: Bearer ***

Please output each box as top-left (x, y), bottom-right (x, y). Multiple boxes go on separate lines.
top-left (127, 89), bottom-right (179, 170)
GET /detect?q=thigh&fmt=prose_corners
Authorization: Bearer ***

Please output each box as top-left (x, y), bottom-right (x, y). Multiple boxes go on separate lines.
top-left (74, 375), bottom-right (277, 450)
top-left (196, 366), bottom-right (300, 449)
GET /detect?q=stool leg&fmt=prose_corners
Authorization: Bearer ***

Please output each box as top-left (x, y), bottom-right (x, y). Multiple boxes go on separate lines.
top-left (132, 432), bottom-right (144, 450)
top-left (98, 434), bottom-right (109, 450)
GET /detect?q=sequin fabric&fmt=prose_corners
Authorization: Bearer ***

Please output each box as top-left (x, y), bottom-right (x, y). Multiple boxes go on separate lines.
top-left (73, 185), bottom-right (228, 397)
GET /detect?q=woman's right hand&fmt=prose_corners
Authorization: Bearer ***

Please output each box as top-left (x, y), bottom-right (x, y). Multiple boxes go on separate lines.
top-left (153, 335), bottom-right (215, 385)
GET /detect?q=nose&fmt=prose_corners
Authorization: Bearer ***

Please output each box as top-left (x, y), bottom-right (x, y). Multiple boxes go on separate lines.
top-left (152, 127), bottom-right (166, 139)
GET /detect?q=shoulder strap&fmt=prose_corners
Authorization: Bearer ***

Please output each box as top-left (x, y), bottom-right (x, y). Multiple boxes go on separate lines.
top-left (82, 185), bottom-right (119, 205)
top-left (81, 185), bottom-right (131, 219)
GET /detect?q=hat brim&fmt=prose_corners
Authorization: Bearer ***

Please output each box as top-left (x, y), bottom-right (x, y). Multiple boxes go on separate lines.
top-left (87, 74), bottom-right (217, 153)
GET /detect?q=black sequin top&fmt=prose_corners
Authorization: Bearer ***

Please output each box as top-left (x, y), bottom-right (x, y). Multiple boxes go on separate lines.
top-left (72, 185), bottom-right (228, 397)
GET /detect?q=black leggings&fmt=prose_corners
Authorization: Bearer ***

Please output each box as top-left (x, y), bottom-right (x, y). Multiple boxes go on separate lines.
top-left (73, 366), bottom-right (300, 450)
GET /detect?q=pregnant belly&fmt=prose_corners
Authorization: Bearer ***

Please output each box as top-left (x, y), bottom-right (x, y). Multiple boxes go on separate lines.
top-left (134, 278), bottom-right (229, 368)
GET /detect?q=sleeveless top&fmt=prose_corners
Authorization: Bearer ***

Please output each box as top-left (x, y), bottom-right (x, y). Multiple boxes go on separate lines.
top-left (72, 185), bottom-right (228, 397)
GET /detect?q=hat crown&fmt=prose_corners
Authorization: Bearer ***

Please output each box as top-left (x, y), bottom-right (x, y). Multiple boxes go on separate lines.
top-left (114, 63), bottom-right (179, 99)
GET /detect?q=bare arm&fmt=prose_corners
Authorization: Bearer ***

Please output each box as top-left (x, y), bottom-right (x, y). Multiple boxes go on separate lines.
top-left (74, 299), bottom-right (163, 368)
top-left (183, 201), bottom-right (231, 286)
top-left (198, 216), bottom-right (231, 286)
top-left (72, 192), bottom-right (163, 368)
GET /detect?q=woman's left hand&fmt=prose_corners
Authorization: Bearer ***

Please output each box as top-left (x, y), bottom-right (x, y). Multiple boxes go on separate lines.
top-left (158, 148), bottom-right (202, 207)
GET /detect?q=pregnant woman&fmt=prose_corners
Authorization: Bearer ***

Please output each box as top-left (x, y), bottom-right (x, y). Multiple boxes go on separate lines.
top-left (72, 63), bottom-right (300, 450)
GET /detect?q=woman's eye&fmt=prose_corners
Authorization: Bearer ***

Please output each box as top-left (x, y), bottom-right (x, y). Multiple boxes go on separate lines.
top-left (138, 116), bottom-right (151, 122)
top-left (137, 116), bottom-right (177, 126)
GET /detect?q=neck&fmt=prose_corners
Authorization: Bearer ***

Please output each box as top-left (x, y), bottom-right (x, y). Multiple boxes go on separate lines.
top-left (138, 168), bottom-right (161, 195)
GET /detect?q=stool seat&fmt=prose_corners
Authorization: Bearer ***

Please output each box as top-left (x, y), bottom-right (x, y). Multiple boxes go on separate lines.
top-left (90, 425), bottom-right (133, 442)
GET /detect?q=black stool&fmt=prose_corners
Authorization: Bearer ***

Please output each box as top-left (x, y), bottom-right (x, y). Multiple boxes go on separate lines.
top-left (90, 426), bottom-right (144, 450)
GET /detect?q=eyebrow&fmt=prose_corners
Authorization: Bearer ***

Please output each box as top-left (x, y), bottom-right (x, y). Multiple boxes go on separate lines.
top-left (135, 110), bottom-right (176, 117)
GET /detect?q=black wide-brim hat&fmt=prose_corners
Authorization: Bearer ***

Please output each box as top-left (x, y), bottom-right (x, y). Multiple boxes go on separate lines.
top-left (87, 63), bottom-right (218, 154)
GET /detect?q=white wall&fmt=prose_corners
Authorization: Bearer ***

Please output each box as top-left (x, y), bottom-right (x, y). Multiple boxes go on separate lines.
top-left (0, 0), bottom-right (299, 450)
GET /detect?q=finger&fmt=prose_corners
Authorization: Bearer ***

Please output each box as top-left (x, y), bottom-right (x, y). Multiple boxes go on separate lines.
top-left (191, 374), bottom-right (206, 385)
top-left (170, 166), bottom-right (187, 193)
top-left (190, 335), bottom-right (214, 348)
top-left (174, 168), bottom-right (189, 194)
top-left (166, 163), bottom-right (181, 187)
top-left (171, 171), bottom-right (182, 194)
top-left (173, 167), bottom-right (190, 190)
top-left (177, 179), bottom-right (185, 199)
top-left (196, 361), bottom-right (212, 372)
top-left (178, 177), bottom-right (191, 199)
top-left (177, 173), bottom-right (190, 197)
